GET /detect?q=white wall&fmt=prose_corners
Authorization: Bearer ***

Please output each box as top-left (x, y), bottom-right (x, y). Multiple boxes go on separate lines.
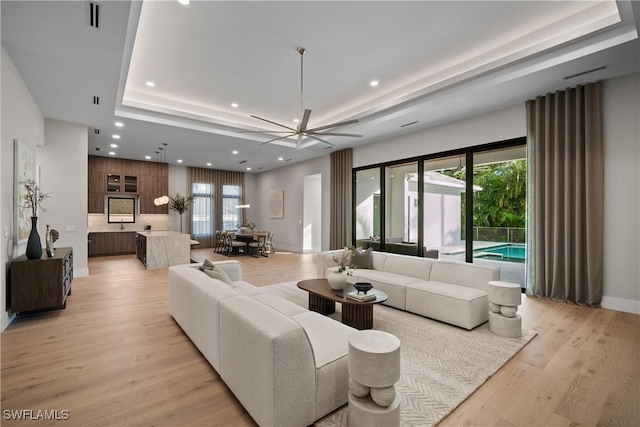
top-left (1, 47), bottom-right (45, 331)
top-left (354, 104), bottom-right (527, 168)
top-left (253, 156), bottom-right (330, 252)
top-left (37, 119), bottom-right (89, 277)
top-left (602, 73), bottom-right (640, 314)
top-left (168, 164), bottom-right (188, 233)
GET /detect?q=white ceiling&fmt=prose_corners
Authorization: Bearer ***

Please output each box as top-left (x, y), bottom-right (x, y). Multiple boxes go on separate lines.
top-left (2, 1), bottom-right (639, 173)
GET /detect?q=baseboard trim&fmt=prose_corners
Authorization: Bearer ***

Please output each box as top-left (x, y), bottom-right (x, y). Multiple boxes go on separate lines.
top-left (601, 296), bottom-right (640, 315)
top-left (75, 268), bottom-right (89, 278)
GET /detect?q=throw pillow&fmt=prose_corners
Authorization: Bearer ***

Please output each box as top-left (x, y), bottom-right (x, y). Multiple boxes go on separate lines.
top-left (203, 265), bottom-right (232, 283)
top-left (351, 247), bottom-right (373, 269)
top-left (199, 258), bottom-right (216, 271)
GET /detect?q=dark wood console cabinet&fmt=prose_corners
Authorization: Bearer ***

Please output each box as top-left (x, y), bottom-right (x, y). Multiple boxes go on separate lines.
top-left (10, 247), bottom-right (73, 314)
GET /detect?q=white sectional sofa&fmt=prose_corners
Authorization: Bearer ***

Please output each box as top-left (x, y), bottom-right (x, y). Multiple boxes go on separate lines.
top-left (317, 250), bottom-right (500, 330)
top-left (169, 260), bottom-right (357, 427)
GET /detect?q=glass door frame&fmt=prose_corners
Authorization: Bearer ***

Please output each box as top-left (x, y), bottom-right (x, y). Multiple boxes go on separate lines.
top-left (352, 137), bottom-right (526, 261)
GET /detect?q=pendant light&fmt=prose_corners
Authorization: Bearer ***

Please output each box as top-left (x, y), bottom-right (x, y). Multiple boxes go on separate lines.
top-left (153, 144), bottom-right (169, 206)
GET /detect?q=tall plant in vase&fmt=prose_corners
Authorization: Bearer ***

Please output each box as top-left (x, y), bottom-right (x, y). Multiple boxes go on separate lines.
top-left (169, 193), bottom-right (194, 234)
top-left (20, 179), bottom-right (50, 259)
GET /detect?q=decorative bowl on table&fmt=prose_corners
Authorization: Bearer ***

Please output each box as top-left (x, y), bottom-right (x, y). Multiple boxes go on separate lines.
top-left (354, 282), bottom-right (373, 294)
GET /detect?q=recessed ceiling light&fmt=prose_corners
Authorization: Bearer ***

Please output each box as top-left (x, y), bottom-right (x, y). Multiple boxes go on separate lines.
top-left (278, 157), bottom-right (284, 161)
top-left (112, 134), bottom-right (120, 139)
top-left (145, 155), bottom-right (151, 160)
top-left (231, 103), bottom-right (239, 108)
top-left (232, 150), bottom-right (238, 155)
top-left (109, 152), bottom-right (116, 156)
top-left (145, 81), bottom-right (155, 87)
top-left (293, 119), bottom-right (299, 123)
top-left (110, 144), bottom-right (118, 148)
top-left (246, 167), bottom-right (251, 171)
top-left (370, 80), bottom-right (379, 87)
top-left (115, 122), bottom-right (124, 127)
top-left (206, 162), bottom-right (212, 166)
top-left (177, 159), bottom-right (183, 163)
top-left (177, 0), bottom-right (190, 4)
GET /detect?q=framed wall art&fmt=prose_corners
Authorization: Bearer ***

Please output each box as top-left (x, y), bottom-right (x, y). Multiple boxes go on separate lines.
top-left (14, 139), bottom-right (33, 244)
top-left (269, 189), bottom-right (284, 219)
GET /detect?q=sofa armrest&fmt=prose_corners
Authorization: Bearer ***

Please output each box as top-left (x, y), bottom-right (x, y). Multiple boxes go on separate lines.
top-left (219, 296), bottom-right (316, 427)
top-left (178, 260), bottom-right (243, 281)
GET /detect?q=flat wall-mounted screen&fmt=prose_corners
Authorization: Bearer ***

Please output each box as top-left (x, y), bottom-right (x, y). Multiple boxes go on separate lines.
top-left (108, 197), bottom-right (136, 223)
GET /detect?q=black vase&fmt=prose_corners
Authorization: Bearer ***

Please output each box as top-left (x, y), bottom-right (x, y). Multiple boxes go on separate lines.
top-left (26, 216), bottom-right (42, 259)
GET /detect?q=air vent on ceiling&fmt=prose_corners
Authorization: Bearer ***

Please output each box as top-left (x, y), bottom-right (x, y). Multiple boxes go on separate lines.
top-left (564, 65), bottom-right (607, 80)
top-left (238, 160), bottom-right (247, 164)
top-left (88, 1), bottom-right (101, 29)
top-left (401, 121), bottom-right (418, 128)
top-left (284, 158), bottom-right (292, 162)
top-left (92, 96), bottom-right (100, 105)
top-left (94, 128), bottom-right (100, 134)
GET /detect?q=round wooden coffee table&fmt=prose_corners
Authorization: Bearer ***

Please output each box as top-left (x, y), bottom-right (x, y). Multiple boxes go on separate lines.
top-left (297, 279), bottom-right (388, 330)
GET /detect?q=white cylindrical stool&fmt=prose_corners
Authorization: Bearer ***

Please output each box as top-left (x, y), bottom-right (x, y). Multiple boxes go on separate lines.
top-left (348, 330), bottom-right (401, 427)
top-left (488, 281), bottom-right (522, 337)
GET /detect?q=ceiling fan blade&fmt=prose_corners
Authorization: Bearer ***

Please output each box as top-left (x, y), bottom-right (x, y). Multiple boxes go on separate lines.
top-left (238, 130), bottom-right (296, 133)
top-left (307, 119), bottom-right (359, 133)
top-left (311, 132), bottom-right (363, 138)
top-left (298, 109), bottom-right (312, 133)
top-left (296, 133), bottom-right (304, 150)
top-left (259, 133), bottom-right (296, 145)
top-left (251, 115), bottom-right (297, 132)
top-left (305, 134), bottom-right (336, 148)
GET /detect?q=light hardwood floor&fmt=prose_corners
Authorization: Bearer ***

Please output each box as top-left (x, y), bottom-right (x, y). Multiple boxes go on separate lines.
top-left (1, 250), bottom-right (638, 426)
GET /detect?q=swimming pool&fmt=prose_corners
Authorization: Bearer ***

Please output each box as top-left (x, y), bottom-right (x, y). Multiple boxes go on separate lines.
top-left (474, 243), bottom-right (526, 263)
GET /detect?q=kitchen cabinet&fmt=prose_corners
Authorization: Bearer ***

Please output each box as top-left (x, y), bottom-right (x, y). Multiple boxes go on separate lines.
top-left (88, 232), bottom-right (137, 257)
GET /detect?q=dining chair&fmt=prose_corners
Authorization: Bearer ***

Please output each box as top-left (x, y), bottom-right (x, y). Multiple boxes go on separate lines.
top-left (264, 231), bottom-right (274, 254)
top-left (227, 231), bottom-right (248, 255)
top-left (248, 232), bottom-right (268, 258)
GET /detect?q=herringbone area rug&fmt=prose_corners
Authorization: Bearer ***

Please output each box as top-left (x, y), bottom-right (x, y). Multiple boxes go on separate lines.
top-left (262, 282), bottom-right (536, 427)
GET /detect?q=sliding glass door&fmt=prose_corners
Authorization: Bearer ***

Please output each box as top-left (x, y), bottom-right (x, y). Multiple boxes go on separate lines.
top-left (384, 162), bottom-right (418, 256)
top-left (353, 138), bottom-right (526, 286)
top-left (423, 155), bottom-right (467, 260)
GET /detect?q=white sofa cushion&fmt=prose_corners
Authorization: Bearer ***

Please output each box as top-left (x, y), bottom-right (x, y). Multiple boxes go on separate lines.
top-left (380, 252), bottom-right (433, 280)
top-left (229, 280), bottom-right (264, 296)
top-left (406, 281), bottom-right (489, 330)
top-left (429, 260), bottom-right (499, 292)
top-left (352, 270), bottom-right (424, 310)
top-left (252, 293), bottom-right (307, 316)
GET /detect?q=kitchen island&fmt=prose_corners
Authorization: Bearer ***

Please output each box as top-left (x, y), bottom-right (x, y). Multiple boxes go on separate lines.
top-left (136, 231), bottom-right (191, 270)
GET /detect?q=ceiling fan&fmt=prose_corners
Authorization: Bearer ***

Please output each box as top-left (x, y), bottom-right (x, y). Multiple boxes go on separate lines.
top-left (245, 47), bottom-right (363, 150)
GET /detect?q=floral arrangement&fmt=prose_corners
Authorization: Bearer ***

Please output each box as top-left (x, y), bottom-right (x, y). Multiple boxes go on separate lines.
top-left (20, 179), bottom-right (50, 217)
top-left (239, 220), bottom-right (256, 230)
top-left (168, 193), bottom-right (194, 214)
top-left (332, 246), bottom-right (355, 275)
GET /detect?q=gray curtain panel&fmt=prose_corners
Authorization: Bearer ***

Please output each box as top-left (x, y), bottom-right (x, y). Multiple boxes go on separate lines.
top-left (525, 82), bottom-right (604, 306)
top-left (188, 167), bottom-right (245, 248)
top-left (330, 148), bottom-right (353, 250)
